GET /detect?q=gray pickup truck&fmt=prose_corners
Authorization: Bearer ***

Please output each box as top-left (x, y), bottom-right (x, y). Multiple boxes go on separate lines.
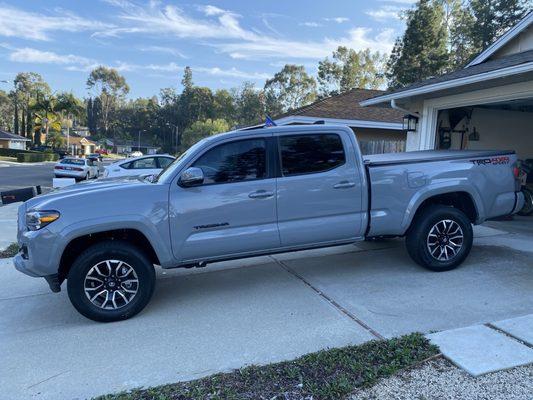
top-left (14, 125), bottom-right (524, 322)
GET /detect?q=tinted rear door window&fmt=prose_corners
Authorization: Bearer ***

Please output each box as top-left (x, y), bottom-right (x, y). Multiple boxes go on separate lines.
top-left (279, 134), bottom-right (345, 176)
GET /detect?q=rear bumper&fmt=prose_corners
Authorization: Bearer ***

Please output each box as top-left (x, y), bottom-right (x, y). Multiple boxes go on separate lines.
top-left (54, 171), bottom-right (85, 179)
top-left (512, 191), bottom-right (525, 214)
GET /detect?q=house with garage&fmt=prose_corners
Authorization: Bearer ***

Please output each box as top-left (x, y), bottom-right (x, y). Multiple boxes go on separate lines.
top-left (361, 11), bottom-right (533, 161)
top-left (274, 88), bottom-right (407, 154)
top-left (0, 129), bottom-right (30, 150)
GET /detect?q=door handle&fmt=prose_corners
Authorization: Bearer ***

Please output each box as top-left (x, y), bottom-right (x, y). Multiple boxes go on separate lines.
top-left (333, 181), bottom-right (356, 189)
top-left (248, 190), bottom-right (274, 199)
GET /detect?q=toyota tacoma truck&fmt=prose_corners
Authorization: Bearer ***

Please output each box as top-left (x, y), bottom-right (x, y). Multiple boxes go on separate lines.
top-left (14, 125), bottom-right (524, 322)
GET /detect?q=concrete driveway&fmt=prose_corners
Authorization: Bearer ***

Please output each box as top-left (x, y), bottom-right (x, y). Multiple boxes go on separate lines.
top-left (0, 217), bottom-right (532, 399)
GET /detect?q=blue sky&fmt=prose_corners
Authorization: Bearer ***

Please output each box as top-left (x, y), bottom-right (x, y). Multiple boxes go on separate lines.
top-left (0, 0), bottom-right (414, 98)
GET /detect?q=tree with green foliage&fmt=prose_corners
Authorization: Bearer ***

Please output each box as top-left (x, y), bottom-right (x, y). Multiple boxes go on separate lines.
top-left (86, 66), bottom-right (129, 144)
top-left (449, 0), bottom-right (529, 67)
top-left (264, 64), bottom-right (317, 113)
top-left (232, 82), bottom-right (266, 127)
top-left (181, 118), bottom-right (230, 149)
top-left (13, 72), bottom-right (50, 139)
top-left (318, 47), bottom-right (387, 95)
top-left (387, 0), bottom-right (449, 88)
top-left (0, 90), bottom-right (14, 131)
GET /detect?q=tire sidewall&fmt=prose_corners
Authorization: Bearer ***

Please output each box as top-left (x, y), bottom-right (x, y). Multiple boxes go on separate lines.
top-left (67, 241), bottom-right (155, 322)
top-left (410, 206), bottom-right (473, 271)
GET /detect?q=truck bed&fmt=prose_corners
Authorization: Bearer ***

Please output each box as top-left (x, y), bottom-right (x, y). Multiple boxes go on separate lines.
top-left (363, 150), bottom-right (515, 167)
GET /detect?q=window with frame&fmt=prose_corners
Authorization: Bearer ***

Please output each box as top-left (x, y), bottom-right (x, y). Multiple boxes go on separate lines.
top-left (158, 157), bottom-right (174, 169)
top-left (279, 134), bottom-right (345, 176)
top-left (129, 157), bottom-right (157, 169)
top-left (193, 139), bottom-right (267, 184)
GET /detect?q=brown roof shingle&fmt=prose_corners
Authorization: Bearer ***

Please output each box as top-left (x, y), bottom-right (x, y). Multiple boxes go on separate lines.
top-left (276, 88), bottom-right (405, 124)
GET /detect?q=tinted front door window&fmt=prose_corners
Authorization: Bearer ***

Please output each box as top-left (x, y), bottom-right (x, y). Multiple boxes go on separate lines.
top-left (279, 134), bottom-right (345, 176)
top-left (193, 139), bottom-right (266, 184)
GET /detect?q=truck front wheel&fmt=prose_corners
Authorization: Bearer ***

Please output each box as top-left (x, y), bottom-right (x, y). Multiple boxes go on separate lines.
top-left (67, 241), bottom-right (155, 322)
top-left (406, 205), bottom-right (473, 272)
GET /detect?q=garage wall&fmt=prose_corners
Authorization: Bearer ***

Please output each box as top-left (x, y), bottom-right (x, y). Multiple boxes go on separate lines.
top-left (463, 108), bottom-right (533, 159)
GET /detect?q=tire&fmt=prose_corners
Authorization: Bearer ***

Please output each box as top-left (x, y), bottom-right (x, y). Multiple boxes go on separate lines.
top-left (67, 241), bottom-right (155, 322)
top-left (406, 205), bottom-right (473, 272)
top-left (517, 187), bottom-right (533, 216)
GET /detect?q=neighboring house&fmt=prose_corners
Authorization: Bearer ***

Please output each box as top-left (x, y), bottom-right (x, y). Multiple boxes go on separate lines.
top-left (274, 89), bottom-right (407, 154)
top-left (104, 139), bottom-right (160, 155)
top-left (0, 130), bottom-right (31, 150)
top-left (361, 11), bottom-right (533, 160)
top-left (65, 134), bottom-right (98, 156)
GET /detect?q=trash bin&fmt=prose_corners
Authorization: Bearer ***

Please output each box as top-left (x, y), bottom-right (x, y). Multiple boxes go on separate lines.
top-left (1, 187), bottom-right (37, 204)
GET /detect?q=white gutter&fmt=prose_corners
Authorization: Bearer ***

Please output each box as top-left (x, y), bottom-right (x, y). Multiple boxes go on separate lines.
top-left (360, 61), bottom-right (533, 106)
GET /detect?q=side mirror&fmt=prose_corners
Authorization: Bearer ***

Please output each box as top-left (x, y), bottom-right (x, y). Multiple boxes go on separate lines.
top-left (179, 167), bottom-right (204, 187)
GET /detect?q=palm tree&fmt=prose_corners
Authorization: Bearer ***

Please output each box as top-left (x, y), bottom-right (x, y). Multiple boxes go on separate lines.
top-left (34, 111), bottom-right (61, 145)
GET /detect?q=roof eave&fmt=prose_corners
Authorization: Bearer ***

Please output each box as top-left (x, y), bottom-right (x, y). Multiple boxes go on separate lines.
top-left (360, 61), bottom-right (533, 106)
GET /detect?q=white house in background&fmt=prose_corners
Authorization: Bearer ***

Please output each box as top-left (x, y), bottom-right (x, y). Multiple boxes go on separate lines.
top-left (0, 130), bottom-right (30, 150)
top-left (361, 11), bottom-right (533, 161)
top-left (274, 88), bottom-right (407, 154)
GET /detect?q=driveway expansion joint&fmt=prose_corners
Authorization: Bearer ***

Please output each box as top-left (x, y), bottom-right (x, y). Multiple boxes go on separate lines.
top-left (485, 322), bottom-right (533, 349)
top-left (270, 256), bottom-right (384, 340)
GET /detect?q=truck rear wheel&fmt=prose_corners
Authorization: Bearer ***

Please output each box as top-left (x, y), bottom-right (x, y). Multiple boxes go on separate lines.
top-left (406, 205), bottom-right (473, 272)
top-left (67, 241), bottom-right (155, 322)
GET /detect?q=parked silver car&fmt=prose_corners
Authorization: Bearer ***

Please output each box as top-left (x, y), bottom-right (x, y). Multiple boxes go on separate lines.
top-left (54, 157), bottom-right (98, 181)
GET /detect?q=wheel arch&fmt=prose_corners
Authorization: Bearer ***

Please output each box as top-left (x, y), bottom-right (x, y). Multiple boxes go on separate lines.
top-left (58, 228), bottom-right (160, 281)
top-left (403, 190), bottom-right (480, 234)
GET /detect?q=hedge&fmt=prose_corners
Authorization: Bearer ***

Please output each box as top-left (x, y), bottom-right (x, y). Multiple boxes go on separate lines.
top-left (16, 152), bottom-right (59, 162)
top-left (0, 148), bottom-right (40, 157)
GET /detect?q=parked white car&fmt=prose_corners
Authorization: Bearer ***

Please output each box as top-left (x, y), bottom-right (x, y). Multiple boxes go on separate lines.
top-left (103, 155), bottom-right (175, 178)
top-left (54, 157), bottom-right (99, 181)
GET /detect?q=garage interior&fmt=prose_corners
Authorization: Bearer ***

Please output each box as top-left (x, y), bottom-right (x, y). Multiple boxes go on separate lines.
top-left (435, 98), bottom-right (533, 218)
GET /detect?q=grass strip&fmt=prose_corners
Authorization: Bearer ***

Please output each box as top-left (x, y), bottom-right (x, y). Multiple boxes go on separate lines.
top-left (96, 332), bottom-right (438, 400)
top-left (0, 243), bottom-right (18, 258)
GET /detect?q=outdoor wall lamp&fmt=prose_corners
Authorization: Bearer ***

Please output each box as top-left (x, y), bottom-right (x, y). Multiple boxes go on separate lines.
top-left (402, 114), bottom-right (419, 132)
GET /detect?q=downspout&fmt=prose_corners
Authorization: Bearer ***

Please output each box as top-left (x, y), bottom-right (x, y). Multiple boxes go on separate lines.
top-left (391, 99), bottom-right (420, 118)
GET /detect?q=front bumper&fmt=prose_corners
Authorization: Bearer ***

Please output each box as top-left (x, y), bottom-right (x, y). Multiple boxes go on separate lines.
top-left (15, 227), bottom-right (61, 278)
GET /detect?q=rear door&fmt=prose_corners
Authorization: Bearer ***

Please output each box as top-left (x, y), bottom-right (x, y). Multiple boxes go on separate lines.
top-left (169, 135), bottom-right (280, 262)
top-left (276, 131), bottom-right (365, 247)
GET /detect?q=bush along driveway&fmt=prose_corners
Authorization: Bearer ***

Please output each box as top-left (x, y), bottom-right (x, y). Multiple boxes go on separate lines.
top-left (96, 333), bottom-right (438, 400)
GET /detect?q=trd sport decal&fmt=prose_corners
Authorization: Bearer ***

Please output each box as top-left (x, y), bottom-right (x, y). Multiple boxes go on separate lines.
top-left (470, 156), bottom-right (510, 165)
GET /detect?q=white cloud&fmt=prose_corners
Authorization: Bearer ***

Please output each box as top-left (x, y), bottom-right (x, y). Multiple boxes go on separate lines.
top-left (8, 47), bottom-right (95, 67)
top-left (366, 6), bottom-right (403, 21)
top-left (0, 5), bottom-right (112, 41)
top-left (144, 62), bottom-right (270, 80)
top-left (139, 45), bottom-right (188, 59)
top-left (324, 17), bottom-right (349, 24)
top-left (299, 22), bottom-right (323, 28)
top-left (97, 1), bottom-right (395, 60)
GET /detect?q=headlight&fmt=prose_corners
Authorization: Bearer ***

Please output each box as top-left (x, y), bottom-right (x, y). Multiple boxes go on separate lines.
top-left (26, 210), bottom-right (60, 231)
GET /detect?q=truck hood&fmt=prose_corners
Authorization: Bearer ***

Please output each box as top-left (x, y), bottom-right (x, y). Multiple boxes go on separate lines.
top-left (25, 177), bottom-right (150, 210)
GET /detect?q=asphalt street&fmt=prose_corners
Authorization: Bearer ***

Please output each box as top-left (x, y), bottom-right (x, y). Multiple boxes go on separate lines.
top-left (0, 159), bottom-right (117, 197)
top-left (0, 162), bottom-right (56, 194)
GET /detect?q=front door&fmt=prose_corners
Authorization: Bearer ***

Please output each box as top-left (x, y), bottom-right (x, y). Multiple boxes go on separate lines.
top-left (169, 137), bottom-right (280, 262)
top-left (276, 131), bottom-right (365, 247)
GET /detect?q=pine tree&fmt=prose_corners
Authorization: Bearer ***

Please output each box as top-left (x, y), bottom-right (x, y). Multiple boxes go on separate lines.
top-left (387, 0), bottom-right (449, 88)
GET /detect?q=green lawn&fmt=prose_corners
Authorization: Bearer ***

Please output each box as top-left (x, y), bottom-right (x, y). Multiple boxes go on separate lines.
top-left (0, 156), bottom-right (17, 162)
top-left (96, 333), bottom-right (438, 400)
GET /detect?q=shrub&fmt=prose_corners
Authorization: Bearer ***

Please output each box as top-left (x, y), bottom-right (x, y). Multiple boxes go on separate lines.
top-left (16, 152), bottom-right (59, 162)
